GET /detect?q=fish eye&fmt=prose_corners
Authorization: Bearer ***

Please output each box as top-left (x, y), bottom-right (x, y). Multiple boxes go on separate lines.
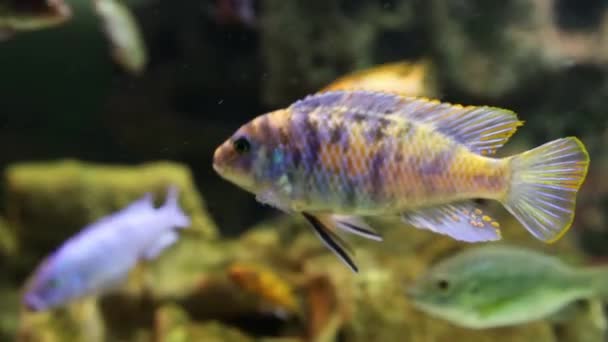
top-left (233, 137), bottom-right (251, 154)
top-left (436, 279), bottom-right (450, 291)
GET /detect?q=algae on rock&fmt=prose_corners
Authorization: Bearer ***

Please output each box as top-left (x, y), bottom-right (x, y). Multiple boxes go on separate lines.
top-left (154, 305), bottom-right (254, 342)
top-left (15, 208), bottom-right (599, 341)
top-left (0, 215), bottom-right (16, 260)
top-left (18, 298), bottom-right (105, 342)
top-left (9, 163), bottom-right (597, 341)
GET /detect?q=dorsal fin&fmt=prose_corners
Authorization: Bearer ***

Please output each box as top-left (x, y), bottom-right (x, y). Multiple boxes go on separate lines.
top-left (124, 193), bottom-right (155, 211)
top-left (291, 90), bottom-right (402, 116)
top-left (395, 98), bottom-right (523, 155)
top-left (290, 90), bottom-right (523, 155)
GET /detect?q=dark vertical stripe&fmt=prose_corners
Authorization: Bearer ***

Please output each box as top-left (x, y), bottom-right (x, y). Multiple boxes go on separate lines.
top-left (329, 124), bottom-right (342, 144)
top-left (420, 148), bottom-right (453, 175)
top-left (351, 112), bottom-right (366, 123)
top-left (302, 115), bottom-right (321, 168)
top-left (369, 148), bottom-right (387, 200)
top-left (291, 147), bottom-right (302, 169)
top-left (366, 117), bottom-right (390, 143)
top-left (258, 116), bottom-right (275, 147)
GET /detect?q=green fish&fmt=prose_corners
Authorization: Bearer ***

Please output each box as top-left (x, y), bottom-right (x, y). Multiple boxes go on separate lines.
top-left (407, 245), bottom-right (608, 329)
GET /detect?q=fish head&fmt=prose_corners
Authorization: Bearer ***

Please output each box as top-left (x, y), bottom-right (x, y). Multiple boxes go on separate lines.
top-left (213, 110), bottom-right (289, 194)
top-left (22, 258), bottom-right (83, 312)
top-left (406, 262), bottom-right (490, 328)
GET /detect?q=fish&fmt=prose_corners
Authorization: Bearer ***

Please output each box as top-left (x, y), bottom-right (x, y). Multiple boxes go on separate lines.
top-left (228, 262), bottom-right (299, 316)
top-left (22, 186), bottom-right (190, 312)
top-left (321, 60), bottom-right (436, 98)
top-left (93, 0), bottom-right (148, 75)
top-left (0, 0), bottom-right (72, 40)
top-left (406, 245), bottom-right (608, 329)
top-left (212, 90), bottom-right (590, 272)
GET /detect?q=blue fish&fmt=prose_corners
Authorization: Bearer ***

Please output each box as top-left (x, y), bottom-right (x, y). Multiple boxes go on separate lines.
top-left (22, 186), bottom-right (190, 311)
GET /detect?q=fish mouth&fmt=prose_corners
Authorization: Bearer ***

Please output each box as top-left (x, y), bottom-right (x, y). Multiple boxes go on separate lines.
top-left (212, 145), bottom-right (230, 175)
top-left (212, 162), bottom-right (223, 174)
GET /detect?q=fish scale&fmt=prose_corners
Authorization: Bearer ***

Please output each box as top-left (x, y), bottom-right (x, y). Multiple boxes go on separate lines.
top-left (284, 104), bottom-right (501, 213)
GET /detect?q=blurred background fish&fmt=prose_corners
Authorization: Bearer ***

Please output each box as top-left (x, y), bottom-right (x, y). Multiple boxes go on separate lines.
top-left (213, 90), bottom-right (589, 272)
top-left (22, 186), bottom-right (190, 312)
top-left (0, 0), bottom-right (71, 40)
top-left (407, 245), bottom-right (608, 329)
top-left (93, 0), bottom-right (147, 75)
top-left (321, 60), bottom-right (437, 98)
top-left (228, 261), bottom-right (300, 317)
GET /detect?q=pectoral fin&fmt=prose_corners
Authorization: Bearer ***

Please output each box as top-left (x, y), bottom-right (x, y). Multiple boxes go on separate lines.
top-left (401, 202), bottom-right (501, 242)
top-left (256, 189), bottom-right (292, 213)
top-left (302, 212), bottom-right (358, 273)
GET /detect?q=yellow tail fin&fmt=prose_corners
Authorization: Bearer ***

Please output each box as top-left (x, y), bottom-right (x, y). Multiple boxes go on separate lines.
top-left (503, 137), bottom-right (589, 243)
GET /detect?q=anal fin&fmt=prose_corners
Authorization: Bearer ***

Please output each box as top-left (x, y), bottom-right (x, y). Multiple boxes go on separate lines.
top-left (401, 202), bottom-right (501, 242)
top-left (302, 212), bottom-right (358, 273)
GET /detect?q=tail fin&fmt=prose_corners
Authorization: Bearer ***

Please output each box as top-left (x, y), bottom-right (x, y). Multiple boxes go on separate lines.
top-left (162, 186), bottom-right (191, 228)
top-left (503, 137), bottom-right (589, 243)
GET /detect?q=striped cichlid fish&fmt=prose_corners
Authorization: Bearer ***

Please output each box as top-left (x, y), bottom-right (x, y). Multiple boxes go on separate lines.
top-left (213, 90), bottom-right (590, 272)
top-left (22, 187), bottom-right (190, 311)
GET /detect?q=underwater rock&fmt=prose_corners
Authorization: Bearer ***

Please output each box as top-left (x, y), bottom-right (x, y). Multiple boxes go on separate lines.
top-left (426, 0), bottom-right (608, 99)
top-left (13, 187), bottom-right (593, 341)
top-left (4, 160), bottom-right (218, 270)
top-left (154, 305), bottom-right (254, 342)
top-left (552, 298), bottom-right (607, 342)
top-left (0, 215), bottom-right (16, 260)
top-left (426, 0), bottom-right (557, 98)
top-left (260, 0), bottom-right (422, 107)
top-left (297, 222), bottom-right (554, 341)
top-left (17, 298), bottom-right (105, 342)
top-left (269, 206), bottom-right (589, 340)
top-left (0, 286), bottom-right (20, 342)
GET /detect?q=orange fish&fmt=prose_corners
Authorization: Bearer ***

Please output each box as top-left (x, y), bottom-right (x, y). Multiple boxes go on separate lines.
top-left (228, 262), bottom-right (299, 314)
top-left (322, 60), bottom-right (435, 97)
